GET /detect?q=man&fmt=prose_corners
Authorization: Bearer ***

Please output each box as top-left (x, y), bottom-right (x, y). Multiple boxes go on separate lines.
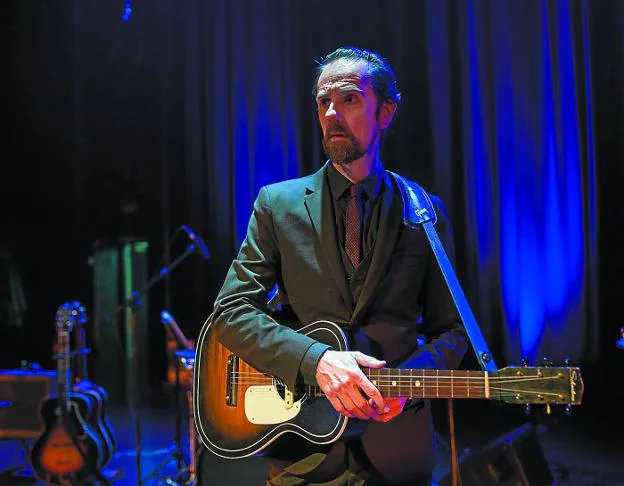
top-left (211, 47), bottom-right (467, 485)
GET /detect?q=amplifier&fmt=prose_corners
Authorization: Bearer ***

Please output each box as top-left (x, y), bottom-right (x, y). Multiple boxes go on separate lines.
top-left (0, 369), bottom-right (57, 440)
top-left (439, 423), bottom-right (552, 486)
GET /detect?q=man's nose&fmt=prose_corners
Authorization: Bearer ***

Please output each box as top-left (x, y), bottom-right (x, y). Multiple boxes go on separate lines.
top-left (324, 101), bottom-right (340, 120)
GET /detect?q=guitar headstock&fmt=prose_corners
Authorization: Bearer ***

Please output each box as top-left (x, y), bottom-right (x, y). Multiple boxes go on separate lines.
top-left (55, 301), bottom-right (87, 334)
top-left (494, 360), bottom-right (584, 408)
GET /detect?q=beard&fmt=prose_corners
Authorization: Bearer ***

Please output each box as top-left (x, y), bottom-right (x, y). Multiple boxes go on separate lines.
top-left (322, 125), bottom-right (365, 166)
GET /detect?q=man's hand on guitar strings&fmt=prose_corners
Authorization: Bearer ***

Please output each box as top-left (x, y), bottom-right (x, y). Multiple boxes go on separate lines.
top-left (316, 350), bottom-right (395, 421)
top-left (368, 397), bottom-right (408, 422)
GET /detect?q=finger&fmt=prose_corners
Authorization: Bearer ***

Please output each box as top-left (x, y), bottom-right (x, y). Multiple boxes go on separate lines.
top-left (376, 410), bottom-right (400, 423)
top-left (359, 378), bottom-right (387, 413)
top-left (368, 397), bottom-right (387, 411)
top-left (379, 404), bottom-right (405, 422)
top-left (352, 387), bottom-right (381, 419)
top-left (352, 351), bottom-right (386, 369)
top-left (372, 397), bottom-right (406, 422)
top-left (325, 391), bottom-right (355, 418)
top-left (342, 392), bottom-right (372, 420)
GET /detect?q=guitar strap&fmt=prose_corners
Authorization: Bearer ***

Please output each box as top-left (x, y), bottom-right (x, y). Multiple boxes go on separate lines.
top-left (390, 171), bottom-right (495, 486)
top-left (388, 171), bottom-right (498, 373)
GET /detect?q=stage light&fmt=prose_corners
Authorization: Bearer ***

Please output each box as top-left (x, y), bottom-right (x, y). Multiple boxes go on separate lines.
top-left (120, 0), bottom-right (132, 21)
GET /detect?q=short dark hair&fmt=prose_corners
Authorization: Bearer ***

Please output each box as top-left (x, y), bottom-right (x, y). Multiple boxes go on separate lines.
top-left (313, 46), bottom-right (402, 110)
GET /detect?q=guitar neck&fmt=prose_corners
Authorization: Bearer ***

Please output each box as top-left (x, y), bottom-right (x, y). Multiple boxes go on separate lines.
top-left (311, 369), bottom-right (493, 400)
top-left (369, 368), bottom-right (492, 399)
top-left (365, 368), bottom-right (493, 398)
top-left (56, 330), bottom-right (72, 411)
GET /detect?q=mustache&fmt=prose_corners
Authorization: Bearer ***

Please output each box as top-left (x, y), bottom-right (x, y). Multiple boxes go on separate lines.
top-left (325, 124), bottom-right (352, 138)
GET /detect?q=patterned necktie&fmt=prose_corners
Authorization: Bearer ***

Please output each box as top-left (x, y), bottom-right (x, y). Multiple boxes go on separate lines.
top-left (344, 184), bottom-right (362, 268)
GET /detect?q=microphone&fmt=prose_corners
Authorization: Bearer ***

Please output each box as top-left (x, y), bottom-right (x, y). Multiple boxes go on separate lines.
top-left (180, 225), bottom-right (211, 260)
top-left (160, 310), bottom-right (193, 350)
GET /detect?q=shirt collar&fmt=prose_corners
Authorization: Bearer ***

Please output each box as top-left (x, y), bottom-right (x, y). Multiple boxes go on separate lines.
top-left (327, 162), bottom-right (384, 202)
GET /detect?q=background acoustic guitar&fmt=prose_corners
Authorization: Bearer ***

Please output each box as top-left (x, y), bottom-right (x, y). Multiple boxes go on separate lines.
top-left (73, 301), bottom-right (118, 468)
top-left (30, 302), bottom-right (105, 484)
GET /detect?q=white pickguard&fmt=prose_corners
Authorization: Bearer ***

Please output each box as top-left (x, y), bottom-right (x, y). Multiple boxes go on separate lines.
top-left (244, 386), bottom-right (301, 424)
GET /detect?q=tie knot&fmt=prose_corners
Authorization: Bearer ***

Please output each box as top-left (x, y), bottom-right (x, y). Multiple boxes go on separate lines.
top-left (349, 184), bottom-right (362, 199)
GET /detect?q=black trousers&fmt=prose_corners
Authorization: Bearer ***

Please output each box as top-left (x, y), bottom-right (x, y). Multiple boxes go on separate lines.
top-left (267, 439), bottom-right (432, 485)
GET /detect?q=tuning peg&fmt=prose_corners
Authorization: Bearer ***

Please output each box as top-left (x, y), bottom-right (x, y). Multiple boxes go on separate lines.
top-left (543, 403), bottom-right (552, 415)
top-left (521, 356), bottom-right (530, 367)
top-left (542, 356), bottom-right (553, 367)
top-left (524, 403), bottom-right (532, 416)
top-left (563, 357), bottom-right (572, 367)
top-left (565, 404), bottom-right (573, 416)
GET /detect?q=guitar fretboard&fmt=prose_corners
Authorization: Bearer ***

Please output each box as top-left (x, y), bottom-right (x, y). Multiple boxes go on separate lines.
top-left (56, 330), bottom-right (72, 413)
top-left (310, 368), bottom-right (493, 399)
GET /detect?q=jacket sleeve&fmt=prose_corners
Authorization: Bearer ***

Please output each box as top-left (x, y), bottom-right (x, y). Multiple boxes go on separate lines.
top-left (397, 197), bottom-right (468, 371)
top-left (210, 186), bottom-right (329, 389)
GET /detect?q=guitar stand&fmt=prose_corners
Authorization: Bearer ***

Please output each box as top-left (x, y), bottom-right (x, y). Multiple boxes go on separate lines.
top-left (0, 439), bottom-right (32, 480)
top-left (141, 447), bottom-right (190, 486)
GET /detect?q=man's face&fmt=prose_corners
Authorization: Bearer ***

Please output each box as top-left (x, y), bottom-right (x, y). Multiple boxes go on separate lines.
top-left (316, 59), bottom-right (393, 166)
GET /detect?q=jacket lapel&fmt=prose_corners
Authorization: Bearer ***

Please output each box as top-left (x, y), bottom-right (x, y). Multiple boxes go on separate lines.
top-left (352, 171), bottom-right (403, 320)
top-left (304, 163), bottom-right (354, 310)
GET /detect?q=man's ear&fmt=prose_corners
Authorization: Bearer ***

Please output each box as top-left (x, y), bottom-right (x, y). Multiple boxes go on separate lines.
top-left (378, 101), bottom-right (397, 130)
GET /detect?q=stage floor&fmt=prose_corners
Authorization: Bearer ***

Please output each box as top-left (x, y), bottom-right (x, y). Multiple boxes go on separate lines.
top-left (1, 392), bottom-right (622, 485)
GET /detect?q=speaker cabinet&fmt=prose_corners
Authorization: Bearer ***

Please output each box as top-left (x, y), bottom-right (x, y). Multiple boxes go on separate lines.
top-left (440, 423), bottom-right (552, 486)
top-left (92, 238), bottom-right (149, 405)
top-left (0, 369), bottom-right (56, 439)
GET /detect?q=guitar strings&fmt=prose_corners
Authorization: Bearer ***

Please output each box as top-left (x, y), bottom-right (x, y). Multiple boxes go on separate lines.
top-left (223, 386), bottom-right (563, 398)
top-left (228, 371), bottom-right (567, 379)
top-left (225, 372), bottom-right (568, 398)
top-left (229, 371), bottom-right (565, 384)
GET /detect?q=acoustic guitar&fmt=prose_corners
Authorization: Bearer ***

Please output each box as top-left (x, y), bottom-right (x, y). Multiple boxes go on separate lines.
top-left (30, 302), bottom-right (105, 484)
top-left (193, 319), bottom-right (584, 459)
top-left (73, 301), bottom-right (117, 467)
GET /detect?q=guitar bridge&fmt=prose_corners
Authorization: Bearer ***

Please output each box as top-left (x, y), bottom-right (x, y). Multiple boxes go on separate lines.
top-left (225, 354), bottom-right (239, 407)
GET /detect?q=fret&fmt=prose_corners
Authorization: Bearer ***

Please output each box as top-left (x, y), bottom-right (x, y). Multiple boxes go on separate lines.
top-left (372, 368), bottom-right (378, 395)
top-left (361, 368), bottom-right (490, 399)
top-left (392, 368), bottom-right (398, 397)
top-left (436, 369), bottom-right (439, 398)
top-left (459, 371), bottom-right (467, 398)
top-left (450, 369), bottom-right (454, 398)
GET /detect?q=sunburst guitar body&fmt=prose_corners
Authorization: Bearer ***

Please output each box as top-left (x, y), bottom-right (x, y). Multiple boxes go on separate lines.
top-left (194, 319), bottom-right (584, 459)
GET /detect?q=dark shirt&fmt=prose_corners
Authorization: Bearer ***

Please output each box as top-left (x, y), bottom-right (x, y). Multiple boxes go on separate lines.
top-left (326, 163), bottom-right (385, 279)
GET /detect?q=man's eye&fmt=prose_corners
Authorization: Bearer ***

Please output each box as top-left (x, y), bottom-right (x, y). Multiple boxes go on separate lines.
top-left (319, 98), bottom-right (330, 107)
top-left (345, 94), bottom-right (356, 104)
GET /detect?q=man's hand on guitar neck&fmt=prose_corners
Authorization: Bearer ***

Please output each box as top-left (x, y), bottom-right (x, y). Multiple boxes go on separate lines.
top-left (315, 350), bottom-right (407, 422)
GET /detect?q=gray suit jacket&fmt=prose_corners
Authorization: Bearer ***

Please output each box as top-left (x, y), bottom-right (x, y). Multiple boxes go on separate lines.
top-left (211, 162), bottom-right (467, 481)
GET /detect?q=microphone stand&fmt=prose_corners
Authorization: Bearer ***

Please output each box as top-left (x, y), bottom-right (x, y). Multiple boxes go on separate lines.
top-left (112, 243), bottom-right (199, 486)
top-left (142, 313), bottom-right (194, 485)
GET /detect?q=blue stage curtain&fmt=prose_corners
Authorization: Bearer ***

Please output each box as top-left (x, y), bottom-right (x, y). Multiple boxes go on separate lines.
top-left (182, 0), bottom-right (306, 273)
top-left (182, 0), bottom-right (603, 365)
top-left (426, 0), bottom-right (598, 364)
